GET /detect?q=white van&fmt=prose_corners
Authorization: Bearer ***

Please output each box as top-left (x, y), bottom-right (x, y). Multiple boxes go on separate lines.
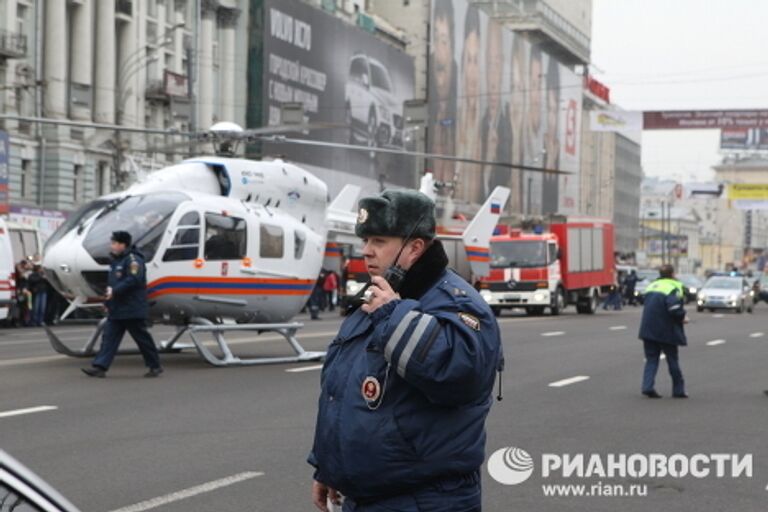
top-left (0, 218), bottom-right (43, 321)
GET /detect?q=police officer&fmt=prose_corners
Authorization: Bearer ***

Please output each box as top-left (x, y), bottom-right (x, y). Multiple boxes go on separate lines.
top-left (82, 231), bottom-right (163, 378)
top-left (308, 190), bottom-right (502, 511)
top-left (638, 264), bottom-right (687, 398)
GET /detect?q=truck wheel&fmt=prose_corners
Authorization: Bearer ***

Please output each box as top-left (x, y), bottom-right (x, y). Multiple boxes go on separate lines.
top-left (550, 288), bottom-right (565, 316)
top-left (577, 290), bottom-right (598, 315)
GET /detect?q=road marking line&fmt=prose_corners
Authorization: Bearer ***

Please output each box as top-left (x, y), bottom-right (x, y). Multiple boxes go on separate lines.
top-left (541, 331), bottom-right (565, 337)
top-left (706, 339), bottom-right (726, 346)
top-left (548, 375), bottom-right (590, 388)
top-left (609, 325), bottom-right (627, 331)
top-left (107, 471), bottom-right (264, 512)
top-left (0, 405), bottom-right (58, 419)
top-left (713, 314), bottom-right (724, 318)
top-left (0, 355), bottom-right (65, 367)
top-left (285, 364), bottom-right (324, 373)
top-left (749, 332), bottom-right (764, 338)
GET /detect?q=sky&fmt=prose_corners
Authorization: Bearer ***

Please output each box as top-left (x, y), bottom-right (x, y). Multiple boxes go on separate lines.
top-left (590, 0), bottom-right (768, 183)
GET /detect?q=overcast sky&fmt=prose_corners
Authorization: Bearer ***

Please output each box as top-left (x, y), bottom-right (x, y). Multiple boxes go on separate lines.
top-left (591, 0), bottom-right (768, 183)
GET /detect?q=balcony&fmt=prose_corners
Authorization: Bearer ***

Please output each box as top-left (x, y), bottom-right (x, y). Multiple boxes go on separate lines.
top-left (145, 79), bottom-right (168, 102)
top-left (0, 29), bottom-right (27, 59)
top-left (471, 0), bottom-right (590, 65)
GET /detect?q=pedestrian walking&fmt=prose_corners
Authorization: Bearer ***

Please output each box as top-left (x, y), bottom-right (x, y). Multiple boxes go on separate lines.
top-left (27, 265), bottom-right (49, 326)
top-left (323, 270), bottom-right (338, 312)
top-left (308, 276), bottom-right (325, 320)
top-left (81, 231), bottom-right (163, 378)
top-left (638, 264), bottom-right (688, 399)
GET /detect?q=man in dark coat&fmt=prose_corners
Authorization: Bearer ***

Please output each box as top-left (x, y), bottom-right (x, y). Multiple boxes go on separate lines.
top-left (638, 264), bottom-right (688, 398)
top-left (82, 231), bottom-right (162, 378)
top-left (309, 190), bottom-right (503, 511)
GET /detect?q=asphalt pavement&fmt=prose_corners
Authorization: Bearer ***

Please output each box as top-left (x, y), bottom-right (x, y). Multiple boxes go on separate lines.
top-left (1, 304), bottom-right (767, 511)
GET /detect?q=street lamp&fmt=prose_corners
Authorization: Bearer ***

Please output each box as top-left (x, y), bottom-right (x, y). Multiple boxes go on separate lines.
top-left (116, 22), bottom-right (185, 125)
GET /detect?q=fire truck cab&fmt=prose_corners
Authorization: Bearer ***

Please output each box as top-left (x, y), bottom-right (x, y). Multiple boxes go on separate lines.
top-left (479, 218), bottom-right (615, 316)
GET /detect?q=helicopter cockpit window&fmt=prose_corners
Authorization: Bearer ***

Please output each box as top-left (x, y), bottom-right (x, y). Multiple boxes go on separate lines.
top-left (204, 213), bottom-right (246, 260)
top-left (260, 224), bottom-right (284, 259)
top-left (83, 193), bottom-right (189, 265)
top-left (44, 198), bottom-right (110, 253)
top-left (163, 211), bottom-right (201, 262)
top-left (294, 230), bottom-right (306, 259)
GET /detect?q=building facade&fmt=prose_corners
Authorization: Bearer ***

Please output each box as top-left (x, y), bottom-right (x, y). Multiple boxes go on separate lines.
top-left (0, 0), bottom-right (248, 219)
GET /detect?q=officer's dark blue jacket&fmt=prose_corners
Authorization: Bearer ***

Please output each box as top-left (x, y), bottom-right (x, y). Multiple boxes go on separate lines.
top-left (106, 248), bottom-right (149, 320)
top-left (638, 277), bottom-right (687, 346)
top-left (308, 241), bottom-right (502, 503)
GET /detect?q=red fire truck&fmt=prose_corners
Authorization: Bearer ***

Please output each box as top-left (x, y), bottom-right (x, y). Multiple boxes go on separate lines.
top-left (479, 218), bottom-right (616, 316)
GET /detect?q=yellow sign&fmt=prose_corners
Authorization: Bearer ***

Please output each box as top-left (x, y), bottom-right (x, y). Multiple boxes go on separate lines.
top-left (727, 184), bottom-right (768, 200)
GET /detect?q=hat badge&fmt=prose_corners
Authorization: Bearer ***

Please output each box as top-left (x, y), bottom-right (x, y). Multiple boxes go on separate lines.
top-left (357, 208), bottom-right (369, 224)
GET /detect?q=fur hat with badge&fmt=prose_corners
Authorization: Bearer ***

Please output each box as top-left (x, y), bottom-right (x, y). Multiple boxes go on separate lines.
top-left (355, 190), bottom-right (436, 240)
top-left (111, 231), bottom-right (132, 246)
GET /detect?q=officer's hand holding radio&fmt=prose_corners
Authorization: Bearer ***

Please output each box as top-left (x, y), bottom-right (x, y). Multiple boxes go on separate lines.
top-left (361, 276), bottom-right (400, 314)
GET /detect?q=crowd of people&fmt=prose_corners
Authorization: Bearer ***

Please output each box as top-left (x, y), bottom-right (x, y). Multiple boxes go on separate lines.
top-left (602, 269), bottom-right (639, 311)
top-left (10, 259), bottom-right (60, 327)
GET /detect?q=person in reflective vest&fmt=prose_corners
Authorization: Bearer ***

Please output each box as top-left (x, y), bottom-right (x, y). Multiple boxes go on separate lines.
top-left (638, 264), bottom-right (688, 398)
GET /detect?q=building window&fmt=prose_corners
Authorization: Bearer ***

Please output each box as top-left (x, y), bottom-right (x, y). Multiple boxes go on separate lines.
top-left (73, 164), bottom-right (84, 205)
top-left (204, 213), bottom-right (247, 260)
top-left (20, 159), bottom-right (32, 200)
top-left (260, 224), bottom-right (284, 259)
top-left (96, 161), bottom-right (110, 196)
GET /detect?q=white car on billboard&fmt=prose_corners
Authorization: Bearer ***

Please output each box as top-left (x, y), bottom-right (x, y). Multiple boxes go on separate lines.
top-left (345, 53), bottom-right (403, 148)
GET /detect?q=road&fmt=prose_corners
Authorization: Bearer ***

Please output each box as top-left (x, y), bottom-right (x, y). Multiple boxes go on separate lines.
top-left (1, 304), bottom-right (767, 511)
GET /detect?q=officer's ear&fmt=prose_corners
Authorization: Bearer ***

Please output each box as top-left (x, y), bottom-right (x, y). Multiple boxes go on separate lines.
top-left (407, 238), bottom-right (428, 260)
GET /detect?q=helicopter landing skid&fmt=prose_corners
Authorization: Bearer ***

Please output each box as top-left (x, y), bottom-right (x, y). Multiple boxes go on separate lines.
top-left (185, 318), bottom-right (326, 367)
top-left (45, 321), bottom-right (195, 359)
top-left (44, 318), bottom-right (324, 366)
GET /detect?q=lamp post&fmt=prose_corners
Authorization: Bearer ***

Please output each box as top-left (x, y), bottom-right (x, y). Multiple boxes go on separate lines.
top-left (112, 23), bottom-right (184, 190)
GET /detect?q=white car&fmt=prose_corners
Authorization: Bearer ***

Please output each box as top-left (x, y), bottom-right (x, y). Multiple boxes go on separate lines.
top-left (344, 54), bottom-right (403, 148)
top-left (696, 276), bottom-right (753, 313)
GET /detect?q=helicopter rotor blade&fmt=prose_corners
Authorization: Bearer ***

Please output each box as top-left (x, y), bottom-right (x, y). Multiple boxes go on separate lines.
top-left (258, 136), bottom-right (573, 175)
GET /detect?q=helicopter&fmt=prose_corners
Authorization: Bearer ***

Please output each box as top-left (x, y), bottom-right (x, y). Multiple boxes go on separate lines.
top-left (36, 120), bottom-right (517, 367)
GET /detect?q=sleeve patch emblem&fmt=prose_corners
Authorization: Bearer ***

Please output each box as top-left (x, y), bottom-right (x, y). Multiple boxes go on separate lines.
top-left (458, 312), bottom-right (480, 331)
top-left (129, 261), bottom-right (140, 275)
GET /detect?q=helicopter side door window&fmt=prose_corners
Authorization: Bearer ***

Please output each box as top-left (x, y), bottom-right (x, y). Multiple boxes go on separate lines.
top-left (204, 213), bottom-right (247, 260)
top-left (294, 230), bottom-right (306, 259)
top-left (163, 211), bottom-right (201, 262)
top-left (260, 224), bottom-right (284, 259)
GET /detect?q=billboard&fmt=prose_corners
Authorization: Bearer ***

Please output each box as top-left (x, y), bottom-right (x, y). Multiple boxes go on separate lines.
top-left (643, 110), bottom-right (768, 130)
top-left (259, 0), bottom-right (416, 187)
top-left (589, 110), bottom-right (642, 132)
top-left (0, 131), bottom-right (9, 215)
top-left (428, 0), bottom-right (583, 215)
top-left (720, 128), bottom-right (768, 150)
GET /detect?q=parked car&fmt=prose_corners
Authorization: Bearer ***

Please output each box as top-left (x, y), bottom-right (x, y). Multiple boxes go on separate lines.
top-left (696, 276), bottom-right (753, 313)
top-left (345, 53), bottom-right (404, 148)
top-left (677, 273), bottom-right (704, 303)
top-left (758, 273), bottom-right (768, 303)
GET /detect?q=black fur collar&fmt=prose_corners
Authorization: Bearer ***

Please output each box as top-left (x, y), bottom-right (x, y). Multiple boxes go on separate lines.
top-left (399, 239), bottom-right (449, 300)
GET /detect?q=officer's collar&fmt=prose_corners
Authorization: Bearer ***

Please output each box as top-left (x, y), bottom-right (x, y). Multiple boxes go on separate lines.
top-left (398, 239), bottom-right (449, 300)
